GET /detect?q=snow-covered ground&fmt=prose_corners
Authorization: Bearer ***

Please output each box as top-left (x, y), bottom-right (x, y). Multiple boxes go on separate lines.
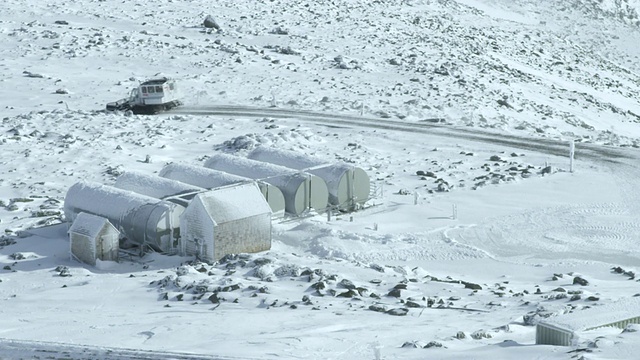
top-left (2, 0), bottom-right (640, 359)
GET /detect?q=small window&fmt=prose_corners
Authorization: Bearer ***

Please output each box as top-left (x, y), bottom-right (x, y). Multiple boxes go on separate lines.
top-left (148, 86), bottom-right (155, 93)
top-left (141, 87), bottom-right (148, 94)
top-left (169, 83), bottom-right (175, 90)
top-left (156, 86), bottom-right (163, 93)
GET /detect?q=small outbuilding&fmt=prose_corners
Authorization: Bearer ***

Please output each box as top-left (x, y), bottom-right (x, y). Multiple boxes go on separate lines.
top-left (536, 297), bottom-right (640, 346)
top-left (64, 182), bottom-right (184, 253)
top-left (179, 182), bottom-right (272, 262)
top-left (68, 212), bottom-right (119, 266)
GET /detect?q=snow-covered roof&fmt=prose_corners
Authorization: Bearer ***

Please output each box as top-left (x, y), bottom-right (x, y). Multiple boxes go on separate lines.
top-left (68, 212), bottom-right (117, 239)
top-left (540, 297), bottom-right (640, 332)
top-left (196, 183), bottom-right (272, 224)
top-left (204, 153), bottom-right (298, 180)
top-left (159, 163), bottom-right (252, 189)
top-left (115, 170), bottom-right (203, 199)
top-left (247, 147), bottom-right (330, 170)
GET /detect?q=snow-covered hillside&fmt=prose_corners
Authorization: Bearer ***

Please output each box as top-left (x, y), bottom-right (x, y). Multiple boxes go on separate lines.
top-left (2, 0), bottom-right (640, 359)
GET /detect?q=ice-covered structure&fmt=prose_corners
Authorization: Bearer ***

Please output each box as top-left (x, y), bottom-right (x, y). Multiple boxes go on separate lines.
top-left (68, 212), bottom-right (119, 266)
top-left (114, 170), bottom-right (203, 203)
top-left (158, 163), bottom-right (285, 217)
top-left (64, 182), bottom-right (184, 253)
top-left (536, 297), bottom-right (640, 346)
top-left (204, 153), bottom-right (329, 216)
top-left (179, 182), bottom-right (272, 262)
top-left (247, 147), bottom-right (370, 211)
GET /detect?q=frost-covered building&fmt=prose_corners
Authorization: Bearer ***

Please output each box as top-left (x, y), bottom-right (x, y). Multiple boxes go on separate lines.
top-left (158, 163), bottom-right (285, 218)
top-left (179, 182), bottom-right (272, 262)
top-left (536, 297), bottom-right (640, 346)
top-left (64, 182), bottom-right (184, 253)
top-left (114, 170), bottom-right (203, 203)
top-left (68, 212), bottom-right (119, 266)
top-left (247, 147), bottom-right (370, 211)
top-left (204, 153), bottom-right (329, 216)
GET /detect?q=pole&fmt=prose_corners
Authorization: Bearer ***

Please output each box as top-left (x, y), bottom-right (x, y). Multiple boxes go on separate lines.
top-left (569, 140), bottom-right (575, 173)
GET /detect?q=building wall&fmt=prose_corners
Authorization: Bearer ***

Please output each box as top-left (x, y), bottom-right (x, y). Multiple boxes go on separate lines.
top-left (213, 213), bottom-right (272, 262)
top-left (96, 227), bottom-right (119, 262)
top-left (535, 324), bottom-right (574, 346)
top-left (180, 200), bottom-right (215, 262)
top-left (71, 233), bottom-right (96, 266)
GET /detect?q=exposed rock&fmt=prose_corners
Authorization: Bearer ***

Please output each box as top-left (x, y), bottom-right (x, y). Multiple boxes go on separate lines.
top-left (203, 15), bottom-right (220, 30)
top-left (401, 341), bottom-right (420, 348)
top-left (386, 308), bottom-right (409, 316)
top-left (463, 282), bottom-right (482, 290)
top-left (471, 330), bottom-right (493, 340)
top-left (455, 331), bottom-right (466, 339)
top-left (339, 279), bottom-right (356, 289)
top-left (424, 341), bottom-right (443, 348)
top-left (369, 304), bottom-right (388, 313)
top-left (573, 276), bottom-right (589, 286)
top-left (388, 288), bottom-right (402, 298)
top-left (405, 300), bottom-right (423, 308)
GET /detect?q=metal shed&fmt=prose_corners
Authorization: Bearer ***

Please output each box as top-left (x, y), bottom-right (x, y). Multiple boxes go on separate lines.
top-left (247, 147), bottom-right (370, 211)
top-left (68, 212), bottom-right (119, 266)
top-left (204, 153), bottom-right (329, 216)
top-left (158, 163), bottom-right (285, 218)
top-left (180, 182), bottom-right (272, 262)
top-left (536, 297), bottom-right (640, 346)
top-left (114, 170), bottom-right (204, 204)
top-left (64, 182), bottom-right (184, 253)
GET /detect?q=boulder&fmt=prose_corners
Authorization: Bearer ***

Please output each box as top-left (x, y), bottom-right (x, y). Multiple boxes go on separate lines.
top-left (203, 15), bottom-right (220, 30)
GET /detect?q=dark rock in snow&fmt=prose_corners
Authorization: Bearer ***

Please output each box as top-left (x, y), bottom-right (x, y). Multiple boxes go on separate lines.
top-left (455, 331), bottom-right (466, 339)
top-left (386, 308), bottom-right (409, 316)
top-left (339, 279), bottom-right (356, 289)
top-left (337, 289), bottom-right (359, 298)
top-left (369, 304), bottom-right (388, 313)
top-left (401, 341), bottom-right (420, 348)
top-left (463, 282), bottom-right (482, 290)
top-left (573, 276), bottom-right (589, 286)
top-left (405, 300), bottom-right (423, 308)
top-left (424, 341), bottom-right (443, 348)
top-left (388, 288), bottom-right (403, 298)
top-left (203, 15), bottom-right (220, 30)
top-left (208, 293), bottom-right (220, 304)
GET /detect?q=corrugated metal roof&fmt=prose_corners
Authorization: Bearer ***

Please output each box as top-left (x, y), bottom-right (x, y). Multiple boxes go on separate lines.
top-left (540, 296), bottom-right (640, 332)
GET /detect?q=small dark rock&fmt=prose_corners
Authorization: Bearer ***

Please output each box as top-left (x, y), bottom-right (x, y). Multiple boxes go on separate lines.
top-left (405, 300), bottom-right (423, 308)
top-left (339, 279), bottom-right (356, 289)
top-left (386, 308), bottom-right (409, 316)
top-left (586, 296), bottom-right (600, 301)
top-left (424, 341), bottom-right (443, 348)
top-left (203, 15), bottom-right (220, 30)
top-left (388, 288), bottom-right (403, 298)
top-left (455, 331), bottom-right (466, 339)
top-left (369, 304), bottom-right (388, 313)
top-left (208, 293), bottom-right (220, 304)
top-left (573, 276), bottom-right (589, 286)
top-left (401, 341), bottom-right (419, 348)
top-left (464, 282), bottom-right (482, 290)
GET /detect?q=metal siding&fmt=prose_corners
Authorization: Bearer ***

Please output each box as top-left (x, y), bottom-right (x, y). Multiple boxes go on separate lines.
top-left (213, 214), bottom-right (271, 262)
top-left (70, 233), bottom-right (96, 266)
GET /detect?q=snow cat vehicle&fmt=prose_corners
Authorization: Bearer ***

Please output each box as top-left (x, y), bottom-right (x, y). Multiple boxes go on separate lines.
top-left (106, 78), bottom-right (182, 114)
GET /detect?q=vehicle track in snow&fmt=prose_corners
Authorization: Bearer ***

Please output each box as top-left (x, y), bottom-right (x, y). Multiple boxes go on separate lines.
top-left (171, 105), bottom-right (637, 163)
top-left (0, 338), bottom-right (255, 360)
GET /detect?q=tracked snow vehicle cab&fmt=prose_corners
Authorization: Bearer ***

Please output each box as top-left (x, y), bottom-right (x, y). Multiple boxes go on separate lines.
top-left (106, 78), bottom-right (182, 114)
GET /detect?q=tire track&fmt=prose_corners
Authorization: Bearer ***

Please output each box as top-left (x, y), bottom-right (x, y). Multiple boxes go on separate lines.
top-left (170, 105), bottom-right (638, 163)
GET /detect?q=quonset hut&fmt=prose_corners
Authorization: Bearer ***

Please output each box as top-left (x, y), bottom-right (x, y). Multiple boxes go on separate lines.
top-left (180, 182), bottom-right (272, 262)
top-left (204, 153), bottom-right (329, 216)
top-left (536, 297), bottom-right (640, 346)
top-left (114, 171), bottom-right (204, 204)
top-left (158, 163), bottom-right (285, 218)
top-left (247, 147), bottom-right (370, 211)
top-left (64, 182), bottom-right (184, 253)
